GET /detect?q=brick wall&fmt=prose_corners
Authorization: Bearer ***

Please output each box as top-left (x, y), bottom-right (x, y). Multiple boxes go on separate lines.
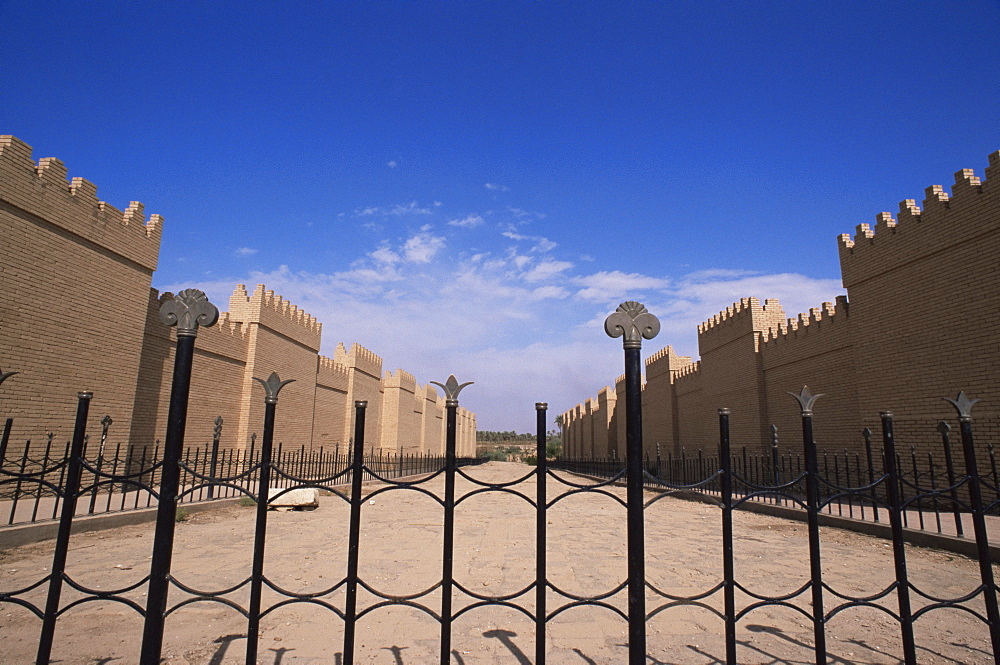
top-left (0, 136), bottom-right (476, 458)
top-left (564, 151), bottom-right (999, 460)
top-left (0, 137), bottom-right (160, 453)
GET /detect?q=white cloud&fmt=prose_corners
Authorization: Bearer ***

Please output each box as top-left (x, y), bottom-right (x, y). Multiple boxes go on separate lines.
top-left (163, 230), bottom-right (842, 433)
top-left (502, 230), bottom-right (557, 253)
top-left (448, 214), bottom-right (485, 229)
top-left (531, 285), bottom-right (570, 300)
top-left (371, 245), bottom-right (400, 265)
top-left (402, 231), bottom-right (445, 263)
top-left (234, 247), bottom-right (258, 257)
top-left (573, 271), bottom-right (671, 303)
top-left (387, 160), bottom-right (398, 168)
top-left (509, 207), bottom-right (545, 220)
top-left (354, 201), bottom-right (434, 217)
top-left (522, 260), bottom-right (574, 283)
top-left (485, 182), bottom-right (510, 192)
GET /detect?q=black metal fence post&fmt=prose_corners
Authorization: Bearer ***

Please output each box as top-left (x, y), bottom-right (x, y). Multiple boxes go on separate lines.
top-left (879, 412), bottom-right (916, 665)
top-left (945, 392), bottom-right (1000, 660)
top-left (245, 373), bottom-right (294, 665)
top-left (937, 420), bottom-right (964, 537)
top-left (535, 402), bottom-right (548, 665)
top-left (87, 414), bottom-right (112, 514)
top-left (430, 375), bottom-right (473, 665)
top-left (209, 416), bottom-right (223, 500)
top-left (139, 289), bottom-right (218, 665)
top-left (718, 408), bottom-right (737, 664)
top-left (35, 391), bottom-right (92, 665)
top-left (0, 368), bottom-right (18, 467)
top-left (789, 386), bottom-right (827, 665)
top-left (605, 300), bottom-right (660, 665)
top-left (770, 424), bottom-right (780, 492)
top-left (342, 400), bottom-right (368, 664)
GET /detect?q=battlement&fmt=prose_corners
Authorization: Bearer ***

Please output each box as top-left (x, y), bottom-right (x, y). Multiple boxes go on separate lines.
top-left (334, 342), bottom-right (384, 379)
top-left (383, 368), bottom-right (417, 392)
top-left (838, 151), bottom-right (999, 288)
top-left (227, 284), bottom-right (322, 350)
top-left (697, 297), bottom-right (785, 354)
top-left (763, 295), bottom-right (848, 344)
top-left (0, 135), bottom-right (162, 271)
top-left (316, 354), bottom-right (350, 391)
top-left (420, 383), bottom-right (444, 407)
top-left (674, 360), bottom-right (701, 380)
top-left (645, 345), bottom-right (694, 380)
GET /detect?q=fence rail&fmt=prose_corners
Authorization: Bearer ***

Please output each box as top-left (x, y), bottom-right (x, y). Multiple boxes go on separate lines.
top-left (2, 295), bottom-right (998, 664)
top-left (554, 420), bottom-right (1000, 541)
top-left (0, 436), bottom-right (468, 527)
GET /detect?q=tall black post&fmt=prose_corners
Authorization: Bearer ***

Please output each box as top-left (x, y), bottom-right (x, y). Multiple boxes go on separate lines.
top-left (209, 416), bottom-right (223, 500)
top-left (535, 402), bottom-right (548, 665)
top-left (139, 289), bottom-right (218, 665)
top-left (788, 386), bottom-right (827, 665)
top-left (945, 393), bottom-right (1000, 661)
top-left (605, 301), bottom-right (660, 665)
top-left (937, 420), bottom-right (964, 537)
top-left (342, 401), bottom-right (368, 665)
top-left (0, 368), bottom-right (18, 465)
top-left (36, 391), bottom-right (91, 665)
top-left (878, 412), bottom-right (916, 665)
top-left (430, 375), bottom-right (473, 665)
top-left (246, 373), bottom-right (294, 665)
top-left (718, 408), bottom-right (737, 664)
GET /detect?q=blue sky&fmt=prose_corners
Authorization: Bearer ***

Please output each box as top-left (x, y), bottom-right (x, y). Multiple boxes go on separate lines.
top-left (3, 1), bottom-right (997, 432)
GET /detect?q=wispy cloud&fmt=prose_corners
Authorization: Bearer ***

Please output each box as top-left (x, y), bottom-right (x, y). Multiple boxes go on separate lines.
top-left (354, 201), bottom-right (434, 217)
top-left (522, 260), bottom-right (574, 283)
top-left (509, 207), bottom-right (546, 220)
top-left (448, 214), bottom-right (485, 229)
top-left (387, 160), bottom-right (398, 168)
top-left (573, 271), bottom-right (670, 303)
top-left (484, 182), bottom-right (509, 192)
top-left (502, 230), bottom-right (556, 253)
top-left (402, 230), bottom-right (445, 263)
top-left (234, 247), bottom-right (258, 257)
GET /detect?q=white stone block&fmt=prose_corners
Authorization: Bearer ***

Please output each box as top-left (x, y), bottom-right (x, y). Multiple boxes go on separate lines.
top-left (267, 487), bottom-right (320, 509)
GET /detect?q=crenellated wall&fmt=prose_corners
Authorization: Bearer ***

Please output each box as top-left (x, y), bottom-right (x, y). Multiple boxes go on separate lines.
top-left (0, 136), bottom-right (162, 443)
top-left (0, 136), bottom-right (476, 457)
top-left (564, 151), bottom-right (999, 459)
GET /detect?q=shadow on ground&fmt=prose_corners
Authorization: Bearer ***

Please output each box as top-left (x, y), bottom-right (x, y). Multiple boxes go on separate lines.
top-left (74, 624), bottom-right (982, 664)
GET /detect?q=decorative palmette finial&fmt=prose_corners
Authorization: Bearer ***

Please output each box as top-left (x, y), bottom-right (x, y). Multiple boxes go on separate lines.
top-left (159, 289), bottom-right (219, 336)
top-left (253, 372), bottom-right (295, 404)
top-left (943, 392), bottom-right (979, 423)
top-left (604, 301), bottom-right (660, 349)
top-left (788, 385), bottom-right (824, 416)
top-left (431, 375), bottom-right (474, 406)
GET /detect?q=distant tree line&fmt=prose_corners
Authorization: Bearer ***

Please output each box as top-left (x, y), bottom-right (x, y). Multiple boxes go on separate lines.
top-left (476, 430), bottom-right (534, 443)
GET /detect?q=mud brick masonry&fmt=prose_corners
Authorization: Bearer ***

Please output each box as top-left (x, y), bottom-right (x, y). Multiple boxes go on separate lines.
top-left (0, 135), bottom-right (475, 457)
top-left (564, 151), bottom-right (1000, 462)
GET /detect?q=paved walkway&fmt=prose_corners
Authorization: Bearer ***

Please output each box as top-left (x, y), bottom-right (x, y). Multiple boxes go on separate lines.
top-left (1, 462), bottom-right (995, 664)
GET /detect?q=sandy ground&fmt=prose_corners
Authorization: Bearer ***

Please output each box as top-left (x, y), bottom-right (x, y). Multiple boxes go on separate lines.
top-left (1, 461), bottom-right (996, 664)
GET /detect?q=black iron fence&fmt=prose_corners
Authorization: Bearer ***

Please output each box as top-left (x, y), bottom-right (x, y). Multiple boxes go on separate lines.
top-left (0, 431), bottom-right (459, 527)
top-left (2, 294), bottom-right (998, 665)
top-left (555, 420), bottom-right (999, 541)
